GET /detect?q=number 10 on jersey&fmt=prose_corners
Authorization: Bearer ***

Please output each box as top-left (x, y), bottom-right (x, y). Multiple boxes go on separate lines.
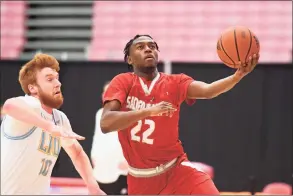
top-left (131, 119), bottom-right (155, 145)
top-left (39, 158), bottom-right (52, 176)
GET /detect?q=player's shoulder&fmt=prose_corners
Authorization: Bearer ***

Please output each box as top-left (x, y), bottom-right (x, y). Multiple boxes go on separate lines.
top-left (161, 73), bottom-right (191, 81)
top-left (14, 95), bottom-right (42, 109)
top-left (112, 72), bottom-right (134, 81)
top-left (54, 109), bottom-right (66, 116)
top-left (19, 95), bottom-right (41, 104)
top-left (53, 109), bottom-right (68, 124)
top-left (54, 109), bottom-right (66, 117)
top-left (110, 72), bottom-right (135, 86)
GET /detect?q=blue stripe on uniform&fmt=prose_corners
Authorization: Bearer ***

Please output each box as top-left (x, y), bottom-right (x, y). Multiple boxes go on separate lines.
top-left (3, 126), bottom-right (37, 140)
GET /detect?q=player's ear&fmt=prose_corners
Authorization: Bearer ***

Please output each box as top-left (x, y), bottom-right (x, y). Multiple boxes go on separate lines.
top-left (28, 84), bottom-right (38, 94)
top-left (127, 56), bottom-right (133, 65)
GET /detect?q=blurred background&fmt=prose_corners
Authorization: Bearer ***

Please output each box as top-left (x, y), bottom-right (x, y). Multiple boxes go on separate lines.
top-left (0, 0), bottom-right (292, 195)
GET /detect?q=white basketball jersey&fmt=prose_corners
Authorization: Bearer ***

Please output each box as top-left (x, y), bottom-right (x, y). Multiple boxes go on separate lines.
top-left (91, 108), bottom-right (128, 184)
top-left (1, 95), bottom-right (66, 195)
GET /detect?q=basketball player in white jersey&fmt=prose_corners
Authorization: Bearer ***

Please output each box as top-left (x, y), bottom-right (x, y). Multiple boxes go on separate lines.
top-left (1, 53), bottom-right (105, 195)
top-left (91, 81), bottom-right (128, 195)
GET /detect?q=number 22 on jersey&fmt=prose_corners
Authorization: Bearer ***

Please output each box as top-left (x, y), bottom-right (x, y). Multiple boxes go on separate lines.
top-left (131, 119), bottom-right (155, 145)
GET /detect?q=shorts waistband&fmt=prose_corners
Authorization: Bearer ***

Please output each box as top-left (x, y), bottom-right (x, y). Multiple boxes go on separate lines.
top-left (128, 158), bottom-right (178, 178)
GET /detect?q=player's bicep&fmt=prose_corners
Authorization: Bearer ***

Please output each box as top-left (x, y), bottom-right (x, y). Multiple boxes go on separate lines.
top-left (102, 100), bottom-right (122, 115)
top-left (100, 100), bottom-right (122, 132)
top-left (187, 81), bottom-right (211, 99)
top-left (3, 96), bottom-right (41, 114)
top-left (61, 138), bottom-right (82, 159)
top-left (1, 115), bottom-right (33, 137)
top-left (2, 96), bottom-right (41, 136)
top-left (61, 138), bottom-right (76, 148)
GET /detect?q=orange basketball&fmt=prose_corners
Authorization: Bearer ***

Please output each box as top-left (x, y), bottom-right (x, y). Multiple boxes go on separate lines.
top-left (217, 26), bottom-right (260, 68)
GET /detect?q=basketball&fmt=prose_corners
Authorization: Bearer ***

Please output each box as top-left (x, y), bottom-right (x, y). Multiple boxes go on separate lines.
top-left (217, 26), bottom-right (260, 68)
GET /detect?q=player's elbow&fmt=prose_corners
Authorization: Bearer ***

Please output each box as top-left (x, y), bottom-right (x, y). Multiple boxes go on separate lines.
top-left (100, 110), bottom-right (118, 133)
top-left (100, 119), bottom-right (111, 134)
top-left (100, 125), bottom-right (111, 134)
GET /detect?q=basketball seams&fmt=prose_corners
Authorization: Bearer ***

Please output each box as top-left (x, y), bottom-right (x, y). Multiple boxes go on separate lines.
top-left (245, 29), bottom-right (253, 65)
top-left (234, 29), bottom-right (241, 62)
top-left (217, 26), bottom-right (259, 69)
top-left (218, 53), bottom-right (234, 66)
top-left (220, 36), bottom-right (236, 68)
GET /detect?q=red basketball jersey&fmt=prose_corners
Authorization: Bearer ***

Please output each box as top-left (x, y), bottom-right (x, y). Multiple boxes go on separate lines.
top-left (103, 72), bottom-right (195, 168)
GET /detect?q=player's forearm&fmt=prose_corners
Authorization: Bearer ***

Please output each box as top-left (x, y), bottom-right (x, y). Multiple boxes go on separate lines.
top-left (71, 148), bottom-right (100, 190)
top-left (100, 109), bottom-right (151, 133)
top-left (205, 74), bottom-right (242, 98)
top-left (2, 98), bottom-right (51, 130)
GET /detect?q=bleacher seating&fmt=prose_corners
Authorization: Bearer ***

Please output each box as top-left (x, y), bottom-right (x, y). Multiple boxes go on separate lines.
top-left (0, 1), bottom-right (26, 59)
top-left (89, 1), bottom-right (292, 63)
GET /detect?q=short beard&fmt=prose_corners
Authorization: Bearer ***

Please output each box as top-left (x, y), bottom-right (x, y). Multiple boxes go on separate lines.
top-left (38, 87), bottom-right (64, 109)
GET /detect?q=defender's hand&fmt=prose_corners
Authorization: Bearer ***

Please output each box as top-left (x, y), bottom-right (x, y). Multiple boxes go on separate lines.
top-left (234, 53), bottom-right (260, 79)
top-left (48, 124), bottom-right (85, 140)
top-left (147, 101), bottom-right (177, 117)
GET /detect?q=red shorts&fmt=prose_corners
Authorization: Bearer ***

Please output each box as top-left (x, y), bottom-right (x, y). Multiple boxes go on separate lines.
top-left (127, 154), bottom-right (220, 195)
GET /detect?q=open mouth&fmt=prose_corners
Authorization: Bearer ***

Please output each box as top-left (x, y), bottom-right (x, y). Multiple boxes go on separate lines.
top-left (54, 91), bottom-right (61, 95)
top-left (145, 55), bottom-right (154, 60)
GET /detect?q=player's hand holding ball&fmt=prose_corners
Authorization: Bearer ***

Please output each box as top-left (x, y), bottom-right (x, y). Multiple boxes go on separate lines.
top-left (234, 53), bottom-right (259, 79)
top-left (147, 101), bottom-right (177, 117)
top-left (217, 26), bottom-right (260, 80)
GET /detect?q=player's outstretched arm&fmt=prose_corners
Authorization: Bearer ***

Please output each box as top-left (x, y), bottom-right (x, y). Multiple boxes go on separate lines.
top-left (100, 100), bottom-right (151, 133)
top-left (187, 75), bottom-right (241, 99)
top-left (101, 100), bottom-right (176, 133)
top-left (61, 116), bottom-right (106, 195)
top-left (187, 54), bottom-right (259, 99)
top-left (2, 97), bottom-right (84, 140)
top-left (62, 140), bottom-right (106, 195)
top-left (2, 97), bottom-right (53, 130)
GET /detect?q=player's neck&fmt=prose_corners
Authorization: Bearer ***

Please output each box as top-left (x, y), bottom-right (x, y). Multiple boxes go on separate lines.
top-left (41, 104), bottom-right (53, 114)
top-left (31, 94), bottom-right (53, 114)
top-left (134, 69), bottom-right (158, 81)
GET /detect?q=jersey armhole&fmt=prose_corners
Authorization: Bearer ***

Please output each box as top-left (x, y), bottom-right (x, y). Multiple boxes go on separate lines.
top-left (1, 116), bottom-right (37, 140)
top-left (103, 98), bottom-right (124, 107)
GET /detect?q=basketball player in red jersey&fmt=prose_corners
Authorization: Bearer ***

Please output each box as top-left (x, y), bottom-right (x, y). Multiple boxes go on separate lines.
top-left (100, 35), bottom-right (259, 194)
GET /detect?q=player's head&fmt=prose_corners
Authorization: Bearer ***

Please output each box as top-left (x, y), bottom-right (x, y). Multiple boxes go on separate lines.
top-left (19, 53), bottom-right (63, 109)
top-left (124, 34), bottom-right (159, 74)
